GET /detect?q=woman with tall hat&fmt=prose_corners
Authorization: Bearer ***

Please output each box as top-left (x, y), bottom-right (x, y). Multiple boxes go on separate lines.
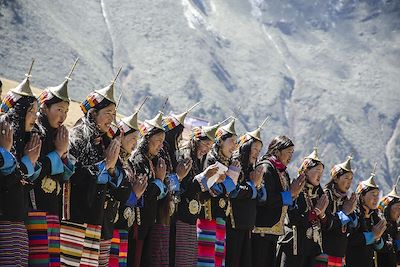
top-left (64, 69), bottom-right (125, 266)
top-left (376, 179), bottom-right (400, 267)
top-left (276, 145), bottom-right (328, 267)
top-left (251, 135), bottom-right (303, 267)
top-left (197, 118), bottom-right (241, 267)
top-left (148, 103), bottom-right (198, 267)
top-left (26, 59), bottom-right (77, 266)
top-left (225, 119), bottom-right (268, 267)
top-left (127, 111), bottom-right (168, 267)
top-left (346, 165), bottom-right (387, 267)
top-left (0, 60), bottom-right (43, 266)
top-left (108, 99), bottom-right (149, 267)
top-left (174, 121), bottom-right (221, 267)
top-left (318, 156), bottom-right (358, 267)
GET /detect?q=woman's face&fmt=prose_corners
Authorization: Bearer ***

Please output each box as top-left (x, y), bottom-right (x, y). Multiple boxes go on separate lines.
top-left (249, 140), bottom-right (262, 165)
top-left (95, 104), bottom-right (116, 133)
top-left (220, 135), bottom-right (237, 158)
top-left (43, 101), bottom-right (69, 128)
top-left (276, 146), bottom-right (294, 166)
top-left (148, 131), bottom-right (165, 156)
top-left (389, 202), bottom-right (400, 222)
top-left (196, 139), bottom-right (213, 159)
top-left (335, 172), bottom-right (353, 193)
top-left (121, 131), bottom-right (139, 153)
top-left (25, 101), bottom-right (38, 132)
top-left (306, 163), bottom-right (324, 186)
top-left (362, 189), bottom-right (380, 210)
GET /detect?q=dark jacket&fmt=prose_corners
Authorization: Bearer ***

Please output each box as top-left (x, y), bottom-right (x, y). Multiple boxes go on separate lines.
top-left (322, 184), bottom-right (358, 258)
top-left (377, 219), bottom-right (400, 267)
top-left (346, 209), bottom-right (383, 267)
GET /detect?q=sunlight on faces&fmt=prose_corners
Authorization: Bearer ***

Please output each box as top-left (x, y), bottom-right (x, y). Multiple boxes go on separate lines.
top-left (249, 140), bottom-right (262, 165)
top-left (334, 172), bottom-right (353, 194)
top-left (220, 135), bottom-right (237, 158)
top-left (306, 163), bottom-right (324, 186)
top-left (276, 146), bottom-right (294, 166)
top-left (25, 101), bottom-right (38, 132)
top-left (148, 132), bottom-right (165, 156)
top-left (121, 131), bottom-right (139, 153)
top-left (196, 139), bottom-right (213, 159)
top-left (95, 104), bottom-right (116, 133)
top-left (362, 188), bottom-right (380, 210)
top-left (389, 202), bottom-right (400, 222)
top-left (42, 101), bottom-right (69, 128)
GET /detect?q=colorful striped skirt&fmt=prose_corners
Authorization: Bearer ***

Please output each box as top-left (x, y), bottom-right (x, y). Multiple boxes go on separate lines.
top-left (175, 220), bottom-right (197, 267)
top-left (149, 223), bottom-right (170, 267)
top-left (99, 239), bottom-right (112, 266)
top-left (109, 229), bottom-right (128, 267)
top-left (26, 211), bottom-right (50, 266)
top-left (315, 254), bottom-right (345, 267)
top-left (0, 220), bottom-right (29, 266)
top-left (197, 217), bottom-right (226, 267)
top-left (59, 221), bottom-right (101, 267)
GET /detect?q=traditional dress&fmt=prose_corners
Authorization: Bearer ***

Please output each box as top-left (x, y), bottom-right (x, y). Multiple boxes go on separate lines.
top-left (28, 65), bottom-right (76, 267)
top-left (197, 118), bottom-right (238, 267)
top-left (225, 125), bottom-right (267, 267)
top-left (127, 112), bottom-right (168, 267)
top-left (376, 187), bottom-right (400, 267)
top-left (346, 171), bottom-right (384, 267)
top-left (277, 148), bottom-right (327, 267)
top-left (175, 124), bottom-right (218, 267)
top-left (0, 68), bottom-right (42, 266)
top-left (62, 76), bottom-right (124, 266)
top-left (318, 157), bottom-right (358, 267)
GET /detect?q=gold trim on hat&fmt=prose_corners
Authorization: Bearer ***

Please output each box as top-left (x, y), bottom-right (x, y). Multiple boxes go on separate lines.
top-left (121, 96), bottom-right (149, 131)
top-left (173, 102), bottom-right (200, 125)
top-left (95, 66), bottom-right (122, 103)
top-left (248, 116), bottom-right (270, 141)
top-left (11, 59), bottom-right (35, 97)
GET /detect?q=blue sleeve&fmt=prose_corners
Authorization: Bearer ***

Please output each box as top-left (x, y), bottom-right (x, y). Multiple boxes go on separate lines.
top-left (153, 179), bottom-right (168, 200)
top-left (0, 147), bottom-right (16, 175)
top-left (109, 167), bottom-right (123, 187)
top-left (229, 185), bottom-right (240, 198)
top-left (336, 211), bottom-right (351, 226)
top-left (95, 161), bottom-right (110, 184)
top-left (258, 185), bottom-right (267, 202)
top-left (363, 232), bottom-right (375, 245)
top-left (395, 240), bottom-right (400, 251)
top-left (21, 155), bottom-right (35, 177)
top-left (348, 213), bottom-right (358, 228)
top-left (30, 162), bottom-right (42, 182)
top-left (247, 180), bottom-right (257, 199)
top-left (374, 238), bottom-right (384, 250)
top-left (211, 183), bottom-right (224, 195)
top-left (62, 158), bottom-right (75, 181)
top-left (126, 192), bottom-right (137, 207)
top-left (46, 151), bottom-right (64, 175)
top-left (168, 173), bottom-right (180, 192)
top-left (280, 191), bottom-right (293, 206)
top-left (223, 176), bottom-right (236, 194)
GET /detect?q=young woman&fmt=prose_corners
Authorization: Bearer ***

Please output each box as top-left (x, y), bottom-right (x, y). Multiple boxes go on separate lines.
top-left (276, 147), bottom-right (328, 267)
top-left (197, 118), bottom-right (240, 267)
top-left (225, 124), bottom-right (266, 267)
top-left (174, 123), bottom-right (220, 267)
top-left (377, 185), bottom-right (400, 267)
top-left (252, 135), bottom-right (304, 267)
top-left (109, 107), bottom-right (148, 267)
top-left (318, 156), bottom-right (358, 267)
top-left (148, 107), bottom-right (195, 267)
top-left (28, 61), bottom-right (76, 266)
top-left (346, 169), bottom-right (386, 267)
top-left (127, 112), bottom-right (168, 267)
top-left (63, 76), bottom-right (125, 266)
top-left (0, 68), bottom-right (42, 266)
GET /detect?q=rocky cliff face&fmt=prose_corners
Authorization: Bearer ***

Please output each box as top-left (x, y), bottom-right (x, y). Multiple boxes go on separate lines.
top-left (1, 0), bottom-right (399, 191)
